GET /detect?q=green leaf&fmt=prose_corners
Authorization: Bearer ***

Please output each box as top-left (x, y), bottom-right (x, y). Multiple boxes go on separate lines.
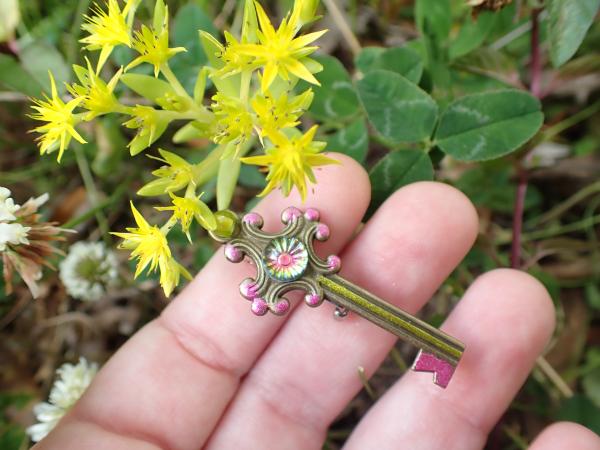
top-left (355, 47), bottom-right (384, 73)
top-left (121, 73), bottom-right (178, 102)
top-left (548, 0), bottom-right (600, 68)
top-left (239, 164), bottom-right (266, 189)
top-left (368, 151), bottom-right (434, 214)
top-left (153, 0), bottom-right (167, 30)
top-left (305, 55), bottom-right (360, 121)
top-left (555, 395), bottom-right (600, 434)
top-left (435, 89), bottom-right (543, 161)
top-left (171, 3), bottom-right (217, 93)
top-left (19, 40), bottom-right (70, 95)
top-left (449, 11), bottom-right (497, 60)
top-left (357, 70), bottom-right (438, 143)
top-left (355, 46), bottom-right (424, 84)
top-left (324, 119), bottom-right (369, 164)
top-left (217, 152), bottom-right (241, 210)
top-left (0, 54), bottom-right (43, 96)
top-left (415, 0), bottom-right (451, 41)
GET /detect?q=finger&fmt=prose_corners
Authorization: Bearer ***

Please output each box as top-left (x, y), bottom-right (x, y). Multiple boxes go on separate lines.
top-left (206, 182), bottom-right (478, 449)
top-left (345, 269), bottom-right (556, 450)
top-left (38, 154), bottom-right (370, 450)
top-left (530, 422), bottom-right (600, 450)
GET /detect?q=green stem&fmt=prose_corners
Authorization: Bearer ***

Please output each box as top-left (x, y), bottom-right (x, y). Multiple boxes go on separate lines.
top-left (63, 181), bottom-right (128, 229)
top-left (240, 70), bottom-right (252, 106)
top-left (539, 100), bottom-right (600, 143)
top-left (496, 213), bottom-right (600, 245)
top-left (74, 146), bottom-right (111, 242)
top-left (527, 179), bottom-right (600, 226)
top-left (160, 63), bottom-right (214, 122)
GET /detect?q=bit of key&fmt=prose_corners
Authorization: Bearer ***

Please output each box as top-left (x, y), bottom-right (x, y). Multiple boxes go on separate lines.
top-left (210, 206), bottom-right (465, 388)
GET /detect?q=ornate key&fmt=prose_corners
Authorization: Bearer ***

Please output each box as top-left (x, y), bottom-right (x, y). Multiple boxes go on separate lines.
top-left (210, 206), bottom-right (465, 388)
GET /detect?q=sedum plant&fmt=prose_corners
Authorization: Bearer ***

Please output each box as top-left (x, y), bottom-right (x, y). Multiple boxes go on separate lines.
top-left (28, 0), bottom-right (333, 296)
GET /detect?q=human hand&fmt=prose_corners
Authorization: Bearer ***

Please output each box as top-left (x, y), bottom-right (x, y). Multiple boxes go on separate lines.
top-left (34, 155), bottom-right (600, 450)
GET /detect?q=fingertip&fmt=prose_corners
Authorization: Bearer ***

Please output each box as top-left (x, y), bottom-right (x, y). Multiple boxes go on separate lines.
top-left (530, 422), bottom-right (600, 450)
top-left (467, 268), bottom-right (556, 347)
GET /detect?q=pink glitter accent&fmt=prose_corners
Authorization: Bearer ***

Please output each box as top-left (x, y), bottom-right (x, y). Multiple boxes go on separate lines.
top-left (281, 206), bottom-right (302, 223)
top-left (251, 298), bottom-right (268, 316)
top-left (315, 223), bottom-right (330, 240)
top-left (243, 212), bottom-right (263, 227)
top-left (277, 253), bottom-right (293, 267)
top-left (327, 255), bottom-right (341, 272)
top-left (224, 244), bottom-right (243, 263)
top-left (240, 278), bottom-right (258, 299)
top-left (412, 351), bottom-right (456, 388)
top-left (304, 208), bottom-right (320, 222)
top-left (304, 293), bottom-right (322, 307)
top-left (273, 299), bottom-right (290, 315)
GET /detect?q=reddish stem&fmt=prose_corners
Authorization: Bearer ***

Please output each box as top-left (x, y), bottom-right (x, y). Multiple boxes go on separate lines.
top-left (510, 8), bottom-right (542, 269)
top-left (510, 168), bottom-right (528, 268)
top-left (529, 9), bottom-right (543, 99)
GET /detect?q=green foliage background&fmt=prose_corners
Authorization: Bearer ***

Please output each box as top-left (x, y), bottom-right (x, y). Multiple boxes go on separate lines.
top-left (0, 0), bottom-right (599, 448)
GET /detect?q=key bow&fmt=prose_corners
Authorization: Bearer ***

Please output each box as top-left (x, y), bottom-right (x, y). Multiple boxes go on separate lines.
top-left (211, 206), bottom-right (465, 388)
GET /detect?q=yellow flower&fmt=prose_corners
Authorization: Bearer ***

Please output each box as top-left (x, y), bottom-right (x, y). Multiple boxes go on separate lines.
top-left (30, 72), bottom-right (87, 162)
top-left (126, 9), bottom-right (186, 78)
top-left (211, 93), bottom-right (254, 148)
top-left (241, 125), bottom-right (338, 200)
top-left (206, 31), bottom-right (258, 79)
top-left (123, 106), bottom-right (170, 155)
top-left (252, 88), bottom-right (313, 136)
top-left (156, 192), bottom-right (217, 241)
top-left (112, 202), bottom-right (171, 278)
top-left (68, 58), bottom-right (123, 120)
top-left (159, 256), bottom-right (191, 297)
top-left (294, 0), bottom-right (321, 26)
top-left (80, 0), bottom-right (136, 72)
top-left (138, 149), bottom-right (195, 196)
top-left (236, 1), bottom-right (326, 92)
top-left (112, 202), bottom-right (187, 296)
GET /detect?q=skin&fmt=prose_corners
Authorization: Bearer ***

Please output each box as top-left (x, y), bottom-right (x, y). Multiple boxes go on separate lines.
top-left (35, 154), bottom-right (600, 450)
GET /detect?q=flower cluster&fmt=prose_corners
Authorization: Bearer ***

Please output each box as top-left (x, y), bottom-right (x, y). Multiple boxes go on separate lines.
top-left (29, 0), bottom-right (334, 296)
top-left (27, 358), bottom-right (98, 442)
top-left (59, 241), bottom-right (119, 301)
top-left (1, 187), bottom-right (67, 298)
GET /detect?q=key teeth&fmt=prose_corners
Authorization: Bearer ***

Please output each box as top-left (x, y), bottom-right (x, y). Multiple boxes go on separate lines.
top-left (412, 350), bottom-right (456, 389)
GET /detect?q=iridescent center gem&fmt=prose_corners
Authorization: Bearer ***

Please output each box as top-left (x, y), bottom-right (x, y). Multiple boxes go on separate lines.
top-left (263, 237), bottom-right (309, 282)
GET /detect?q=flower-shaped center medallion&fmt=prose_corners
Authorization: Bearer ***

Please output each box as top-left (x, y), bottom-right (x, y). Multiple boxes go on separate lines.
top-left (263, 237), bottom-right (308, 282)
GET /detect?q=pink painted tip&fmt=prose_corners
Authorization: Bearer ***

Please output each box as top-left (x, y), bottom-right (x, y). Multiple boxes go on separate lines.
top-left (412, 351), bottom-right (456, 388)
top-left (315, 223), bottom-right (330, 241)
top-left (251, 298), bottom-right (268, 316)
top-left (224, 244), bottom-right (243, 263)
top-left (304, 293), bottom-right (323, 307)
top-left (327, 255), bottom-right (341, 272)
top-left (281, 207), bottom-right (302, 223)
top-left (240, 278), bottom-right (258, 299)
top-left (273, 299), bottom-right (290, 315)
top-left (243, 212), bottom-right (263, 227)
top-left (304, 208), bottom-right (320, 222)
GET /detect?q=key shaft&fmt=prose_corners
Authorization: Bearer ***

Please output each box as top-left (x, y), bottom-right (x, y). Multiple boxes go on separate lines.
top-left (318, 274), bottom-right (464, 366)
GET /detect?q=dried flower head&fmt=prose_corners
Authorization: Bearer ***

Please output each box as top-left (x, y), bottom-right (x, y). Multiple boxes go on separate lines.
top-left (1, 187), bottom-right (69, 298)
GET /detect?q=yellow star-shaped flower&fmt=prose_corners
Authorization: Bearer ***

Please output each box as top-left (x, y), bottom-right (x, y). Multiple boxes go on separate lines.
top-left (236, 1), bottom-right (326, 92)
top-left (241, 126), bottom-right (338, 200)
top-left (29, 72), bottom-right (86, 162)
top-left (80, 0), bottom-right (137, 72)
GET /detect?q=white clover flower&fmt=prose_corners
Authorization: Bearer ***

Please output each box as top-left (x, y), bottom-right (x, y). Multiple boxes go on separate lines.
top-left (59, 241), bottom-right (119, 301)
top-left (0, 222), bottom-right (30, 251)
top-left (27, 358), bottom-right (98, 443)
top-left (0, 186), bottom-right (20, 222)
top-left (0, 187), bottom-right (11, 201)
